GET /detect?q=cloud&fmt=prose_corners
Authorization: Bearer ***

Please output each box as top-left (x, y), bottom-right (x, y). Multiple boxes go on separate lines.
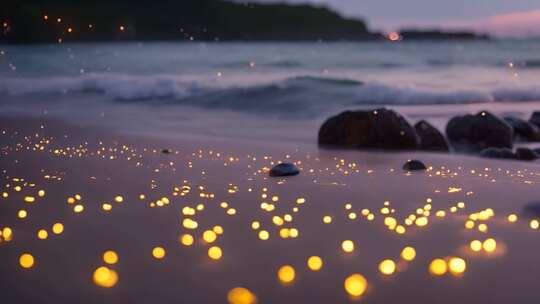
top-left (476, 10), bottom-right (540, 37)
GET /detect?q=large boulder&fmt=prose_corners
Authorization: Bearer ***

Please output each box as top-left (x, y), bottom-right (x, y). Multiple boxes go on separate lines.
top-left (269, 163), bottom-right (300, 177)
top-left (414, 120), bottom-right (449, 152)
top-left (503, 116), bottom-right (540, 142)
top-left (318, 109), bottom-right (419, 150)
top-left (529, 111), bottom-right (540, 128)
top-left (445, 111), bottom-right (513, 152)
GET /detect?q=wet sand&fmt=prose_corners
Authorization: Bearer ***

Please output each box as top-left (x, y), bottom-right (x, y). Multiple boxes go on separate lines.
top-left (1, 114), bottom-right (540, 303)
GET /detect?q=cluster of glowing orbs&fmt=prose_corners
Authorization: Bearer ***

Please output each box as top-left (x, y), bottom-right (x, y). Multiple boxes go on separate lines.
top-left (19, 253), bottom-right (35, 269)
top-left (227, 287), bottom-right (257, 304)
top-left (344, 274), bottom-right (368, 297)
top-left (307, 256), bottom-right (323, 271)
top-left (93, 266), bottom-right (118, 288)
top-left (277, 265), bottom-right (296, 284)
top-left (341, 240), bottom-right (355, 253)
top-left (152, 247), bottom-right (166, 259)
top-left (208, 246), bottom-right (223, 260)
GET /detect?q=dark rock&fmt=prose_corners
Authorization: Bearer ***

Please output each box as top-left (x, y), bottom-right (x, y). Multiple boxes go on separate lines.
top-left (414, 120), bottom-right (449, 152)
top-left (269, 163), bottom-right (300, 177)
top-left (515, 147), bottom-right (539, 161)
top-left (522, 202), bottom-right (540, 218)
top-left (479, 147), bottom-right (516, 159)
top-left (503, 116), bottom-right (540, 142)
top-left (402, 160), bottom-right (427, 171)
top-left (161, 149), bottom-right (171, 154)
top-left (318, 109), bottom-right (419, 150)
top-left (529, 111), bottom-right (540, 128)
top-left (445, 111), bottom-right (513, 152)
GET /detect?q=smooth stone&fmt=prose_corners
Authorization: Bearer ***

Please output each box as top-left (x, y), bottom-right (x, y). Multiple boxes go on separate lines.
top-left (269, 163), bottom-right (300, 177)
top-left (446, 111), bottom-right (513, 152)
top-left (503, 116), bottom-right (540, 142)
top-left (318, 108), bottom-right (419, 150)
top-left (529, 111), bottom-right (540, 128)
top-left (515, 147), bottom-right (539, 161)
top-left (414, 120), bottom-right (449, 152)
top-left (402, 160), bottom-right (427, 171)
top-left (479, 147), bottom-right (516, 159)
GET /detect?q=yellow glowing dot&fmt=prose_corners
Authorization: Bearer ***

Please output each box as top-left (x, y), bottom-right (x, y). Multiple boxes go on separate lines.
top-left (114, 196), bottom-right (123, 203)
top-left (277, 265), bottom-right (295, 284)
top-left (38, 190), bottom-right (45, 197)
top-left (102, 203), bottom-right (112, 211)
top-left (227, 287), bottom-right (257, 304)
top-left (465, 220), bottom-right (475, 229)
top-left (323, 216), bottom-right (332, 224)
top-left (470, 240), bottom-right (482, 252)
top-left (401, 246), bottom-right (416, 261)
top-left (507, 214), bottom-right (518, 223)
top-left (348, 212), bottom-right (357, 220)
top-left (429, 258), bottom-right (447, 276)
top-left (415, 217), bottom-right (428, 227)
top-left (103, 250), bottom-right (119, 265)
top-left (119, 25), bottom-right (125, 31)
top-left (436, 210), bottom-right (446, 217)
top-left (258, 230), bottom-right (269, 240)
top-left (341, 240), bottom-right (355, 253)
top-left (203, 230), bottom-right (217, 243)
top-left (272, 216), bottom-right (284, 226)
top-left (180, 234), bottom-right (194, 246)
top-left (482, 238), bottom-right (497, 253)
top-left (478, 223), bottom-right (488, 232)
top-left (530, 220), bottom-right (539, 229)
top-left (37, 229), bottom-right (48, 240)
top-left (367, 214), bottom-right (375, 221)
top-left (208, 246), bottom-right (223, 260)
top-left (271, 195), bottom-right (279, 202)
top-left (251, 221), bottom-right (260, 230)
top-left (182, 218), bottom-right (198, 229)
top-left (19, 253), bottom-right (35, 269)
top-left (2, 227), bottom-right (13, 241)
top-left (24, 196), bottom-right (35, 203)
top-left (307, 256), bottom-right (323, 271)
top-left (52, 223), bottom-right (64, 234)
top-left (344, 274), bottom-right (367, 297)
top-left (73, 204), bottom-right (84, 213)
top-left (296, 197), bottom-right (306, 204)
top-left (378, 259), bottom-right (396, 275)
top-left (67, 197), bottom-right (76, 204)
top-left (227, 208), bottom-right (237, 215)
top-left (14, 186), bottom-right (22, 192)
top-left (279, 228), bottom-right (290, 239)
top-left (213, 225), bottom-right (224, 235)
top-left (395, 225), bottom-right (406, 234)
top-left (17, 210), bottom-right (27, 219)
top-left (152, 247), bottom-right (166, 259)
top-left (289, 228), bottom-right (299, 238)
top-left (92, 266), bottom-right (118, 288)
top-left (448, 257), bottom-right (466, 275)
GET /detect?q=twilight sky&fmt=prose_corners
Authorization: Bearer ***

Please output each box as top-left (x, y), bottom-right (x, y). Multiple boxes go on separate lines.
top-left (251, 0), bottom-right (540, 37)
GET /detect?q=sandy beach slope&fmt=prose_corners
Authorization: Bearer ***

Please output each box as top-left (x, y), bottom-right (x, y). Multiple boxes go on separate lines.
top-left (1, 114), bottom-right (540, 303)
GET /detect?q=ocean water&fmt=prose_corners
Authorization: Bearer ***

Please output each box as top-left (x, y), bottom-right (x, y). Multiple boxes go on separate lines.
top-left (2, 41), bottom-right (540, 142)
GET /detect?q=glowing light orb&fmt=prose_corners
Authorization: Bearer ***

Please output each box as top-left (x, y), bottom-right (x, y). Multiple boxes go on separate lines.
top-left (429, 258), bottom-right (447, 276)
top-left (37, 229), bottom-right (48, 240)
top-left (482, 238), bottom-right (497, 253)
top-left (258, 230), bottom-right (269, 240)
top-left (19, 253), bottom-right (35, 269)
top-left (114, 196), bottom-right (123, 203)
top-left (470, 240), bottom-right (482, 252)
top-left (103, 250), bottom-right (119, 265)
top-left (401, 246), bottom-right (416, 261)
top-left (73, 204), bottom-right (84, 213)
top-left (227, 287), bottom-right (257, 304)
top-left (341, 240), bottom-right (355, 253)
top-left (17, 210), bottom-right (27, 219)
top-left (307, 256), bottom-right (323, 271)
top-left (203, 230), bottom-right (217, 243)
top-left (277, 265), bottom-right (295, 284)
top-left (378, 259), bottom-right (396, 275)
top-left (323, 216), bottom-right (332, 224)
top-left (213, 226), bottom-right (224, 235)
top-left (344, 274), bottom-right (368, 297)
top-left (24, 196), bottom-right (35, 203)
top-left (152, 247), bottom-right (166, 259)
top-left (183, 218), bottom-right (198, 229)
top-left (530, 220), bottom-right (539, 229)
top-left (93, 266), bottom-right (118, 288)
top-left (208, 246), bottom-right (223, 260)
top-left (448, 257), bottom-right (466, 275)
top-left (180, 234), bottom-right (194, 246)
top-left (52, 223), bottom-right (64, 234)
top-left (507, 214), bottom-right (518, 223)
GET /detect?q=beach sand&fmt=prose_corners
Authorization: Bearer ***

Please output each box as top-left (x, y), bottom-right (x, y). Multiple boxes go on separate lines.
top-left (1, 114), bottom-right (540, 303)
